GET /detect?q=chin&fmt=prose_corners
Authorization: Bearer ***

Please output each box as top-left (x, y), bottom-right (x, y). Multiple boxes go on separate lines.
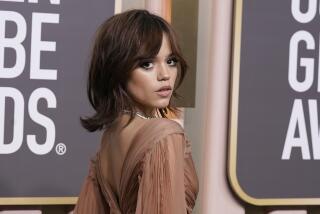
top-left (154, 100), bottom-right (170, 109)
top-left (147, 98), bottom-right (168, 108)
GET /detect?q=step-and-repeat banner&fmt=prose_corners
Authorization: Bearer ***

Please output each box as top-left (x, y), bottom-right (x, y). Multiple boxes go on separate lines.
top-left (229, 0), bottom-right (320, 205)
top-left (0, 0), bottom-right (115, 204)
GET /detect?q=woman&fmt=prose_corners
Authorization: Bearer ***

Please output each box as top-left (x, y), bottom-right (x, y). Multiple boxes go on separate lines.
top-left (74, 9), bottom-right (199, 213)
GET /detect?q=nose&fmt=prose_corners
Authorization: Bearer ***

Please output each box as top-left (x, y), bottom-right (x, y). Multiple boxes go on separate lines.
top-left (157, 63), bottom-right (170, 81)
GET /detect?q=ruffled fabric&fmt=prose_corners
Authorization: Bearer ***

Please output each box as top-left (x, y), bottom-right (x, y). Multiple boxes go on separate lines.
top-left (75, 118), bottom-right (199, 214)
top-left (135, 133), bottom-right (190, 213)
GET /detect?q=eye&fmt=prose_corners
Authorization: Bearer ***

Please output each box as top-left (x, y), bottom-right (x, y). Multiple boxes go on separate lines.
top-left (139, 61), bottom-right (154, 70)
top-left (167, 57), bottom-right (178, 66)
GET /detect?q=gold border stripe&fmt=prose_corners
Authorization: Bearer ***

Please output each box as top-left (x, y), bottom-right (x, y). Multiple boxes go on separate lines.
top-left (0, 197), bottom-right (77, 205)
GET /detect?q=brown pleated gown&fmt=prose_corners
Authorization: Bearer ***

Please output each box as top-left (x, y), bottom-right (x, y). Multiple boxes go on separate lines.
top-left (74, 116), bottom-right (199, 214)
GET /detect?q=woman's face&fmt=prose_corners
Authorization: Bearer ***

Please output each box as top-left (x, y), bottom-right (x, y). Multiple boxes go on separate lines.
top-left (126, 34), bottom-right (178, 115)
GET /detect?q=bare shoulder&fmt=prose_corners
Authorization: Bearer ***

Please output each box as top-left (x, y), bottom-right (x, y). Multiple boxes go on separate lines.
top-left (133, 118), bottom-right (186, 145)
top-left (118, 117), bottom-right (187, 151)
top-left (144, 118), bottom-right (184, 133)
top-left (154, 118), bottom-right (183, 129)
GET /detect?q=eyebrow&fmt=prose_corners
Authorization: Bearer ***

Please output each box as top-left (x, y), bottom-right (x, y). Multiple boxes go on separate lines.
top-left (166, 53), bottom-right (174, 57)
top-left (137, 53), bottom-right (175, 61)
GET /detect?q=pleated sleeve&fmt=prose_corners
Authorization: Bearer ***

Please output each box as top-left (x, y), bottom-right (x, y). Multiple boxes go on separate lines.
top-left (135, 133), bottom-right (196, 214)
top-left (74, 158), bottom-right (109, 214)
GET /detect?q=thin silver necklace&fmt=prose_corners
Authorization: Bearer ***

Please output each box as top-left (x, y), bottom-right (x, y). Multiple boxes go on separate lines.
top-left (123, 110), bottom-right (157, 120)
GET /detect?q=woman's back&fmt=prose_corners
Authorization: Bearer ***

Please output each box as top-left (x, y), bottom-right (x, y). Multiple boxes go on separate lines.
top-left (100, 115), bottom-right (148, 196)
top-left (75, 115), bottom-right (199, 213)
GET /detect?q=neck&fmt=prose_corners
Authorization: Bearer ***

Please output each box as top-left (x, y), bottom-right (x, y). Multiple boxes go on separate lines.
top-left (132, 103), bottom-right (156, 118)
top-left (135, 108), bottom-right (156, 118)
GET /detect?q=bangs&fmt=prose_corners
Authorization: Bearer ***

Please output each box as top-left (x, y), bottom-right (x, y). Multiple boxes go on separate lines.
top-left (129, 12), bottom-right (187, 87)
top-left (135, 17), bottom-right (164, 60)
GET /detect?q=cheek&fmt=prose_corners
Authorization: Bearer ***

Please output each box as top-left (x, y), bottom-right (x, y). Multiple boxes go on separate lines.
top-left (171, 70), bottom-right (178, 87)
top-left (127, 71), bottom-right (154, 99)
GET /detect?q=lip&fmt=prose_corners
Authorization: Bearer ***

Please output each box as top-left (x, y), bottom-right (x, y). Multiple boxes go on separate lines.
top-left (155, 86), bottom-right (172, 97)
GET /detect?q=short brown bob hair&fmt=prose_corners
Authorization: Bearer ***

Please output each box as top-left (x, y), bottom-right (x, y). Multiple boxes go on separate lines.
top-left (80, 9), bottom-right (187, 132)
